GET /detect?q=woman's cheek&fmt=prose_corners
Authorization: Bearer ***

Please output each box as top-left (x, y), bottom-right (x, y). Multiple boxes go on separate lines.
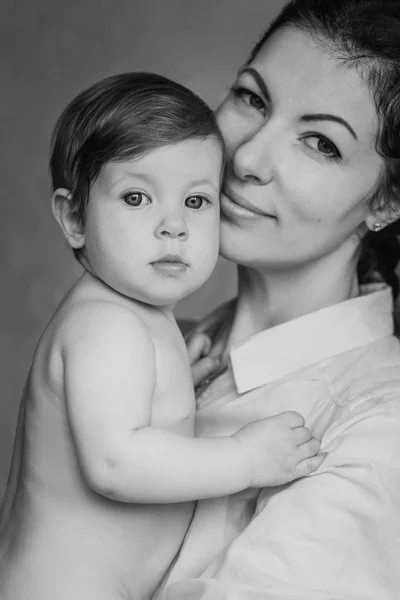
top-left (217, 116), bottom-right (237, 153)
top-left (217, 103), bottom-right (251, 150)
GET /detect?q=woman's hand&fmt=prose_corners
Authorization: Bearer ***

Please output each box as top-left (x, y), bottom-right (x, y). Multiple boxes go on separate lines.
top-left (186, 332), bottom-right (220, 388)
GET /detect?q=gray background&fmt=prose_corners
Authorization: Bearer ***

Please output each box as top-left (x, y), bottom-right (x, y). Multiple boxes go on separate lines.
top-left (1, 0), bottom-right (285, 499)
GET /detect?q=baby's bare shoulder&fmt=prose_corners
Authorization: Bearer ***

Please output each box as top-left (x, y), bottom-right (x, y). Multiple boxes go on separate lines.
top-left (59, 297), bottom-right (155, 351)
top-left (30, 296), bottom-right (154, 391)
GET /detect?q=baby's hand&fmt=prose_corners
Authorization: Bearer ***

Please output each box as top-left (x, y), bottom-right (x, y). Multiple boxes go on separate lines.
top-left (233, 411), bottom-right (325, 488)
top-left (186, 332), bottom-right (219, 387)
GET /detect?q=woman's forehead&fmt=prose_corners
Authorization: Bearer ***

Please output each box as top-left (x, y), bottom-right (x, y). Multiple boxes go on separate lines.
top-left (249, 26), bottom-right (379, 145)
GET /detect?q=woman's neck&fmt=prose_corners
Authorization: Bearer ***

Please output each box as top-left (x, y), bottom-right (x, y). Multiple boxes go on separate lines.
top-left (226, 245), bottom-right (360, 350)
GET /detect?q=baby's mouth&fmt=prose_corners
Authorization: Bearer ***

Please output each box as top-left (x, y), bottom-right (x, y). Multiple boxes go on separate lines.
top-left (150, 254), bottom-right (188, 274)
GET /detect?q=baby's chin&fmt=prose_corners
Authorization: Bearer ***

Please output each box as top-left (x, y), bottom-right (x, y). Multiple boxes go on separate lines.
top-left (135, 268), bottom-right (216, 308)
top-left (110, 281), bottom-right (203, 311)
top-left (95, 263), bottom-right (215, 310)
top-left (132, 286), bottom-right (201, 311)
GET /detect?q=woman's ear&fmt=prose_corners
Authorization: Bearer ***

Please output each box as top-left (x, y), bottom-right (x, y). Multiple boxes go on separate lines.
top-left (52, 188), bottom-right (85, 248)
top-left (365, 193), bottom-right (400, 232)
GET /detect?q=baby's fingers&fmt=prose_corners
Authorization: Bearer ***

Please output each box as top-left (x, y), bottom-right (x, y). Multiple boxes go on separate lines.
top-left (298, 437), bottom-right (321, 459)
top-left (186, 333), bottom-right (212, 365)
top-left (280, 411), bottom-right (305, 429)
top-left (296, 452), bottom-right (327, 478)
top-left (294, 426), bottom-right (312, 446)
top-left (191, 357), bottom-right (219, 388)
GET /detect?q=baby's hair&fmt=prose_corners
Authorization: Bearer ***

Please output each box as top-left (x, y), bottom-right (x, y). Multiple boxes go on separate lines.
top-left (50, 72), bottom-right (224, 259)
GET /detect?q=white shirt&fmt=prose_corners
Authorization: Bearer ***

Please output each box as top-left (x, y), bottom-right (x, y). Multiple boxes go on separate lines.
top-left (155, 284), bottom-right (400, 600)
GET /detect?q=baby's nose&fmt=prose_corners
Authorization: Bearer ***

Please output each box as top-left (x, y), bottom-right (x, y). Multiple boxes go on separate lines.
top-left (155, 214), bottom-right (188, 240)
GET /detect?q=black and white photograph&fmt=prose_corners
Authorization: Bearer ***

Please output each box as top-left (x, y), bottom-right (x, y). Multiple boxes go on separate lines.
top-left (1, 1), bottom-right (400, 598)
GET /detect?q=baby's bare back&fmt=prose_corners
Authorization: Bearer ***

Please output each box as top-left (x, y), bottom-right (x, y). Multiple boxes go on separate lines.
top-left (0, 275), bottom-right (195, 600)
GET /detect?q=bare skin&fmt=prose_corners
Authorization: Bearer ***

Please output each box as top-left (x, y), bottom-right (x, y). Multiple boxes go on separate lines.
top-left (0, 274), bottom-right (322, 600)
top-left (0, 140), bottom-right (323, 600)
top-left (0, 276), bottom-right (196, 600)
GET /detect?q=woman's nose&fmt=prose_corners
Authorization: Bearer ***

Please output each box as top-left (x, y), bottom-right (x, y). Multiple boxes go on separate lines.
top-left (232, 127), bottom-right (273, 185)
top-left (154, 213), bottom-right (189, 240)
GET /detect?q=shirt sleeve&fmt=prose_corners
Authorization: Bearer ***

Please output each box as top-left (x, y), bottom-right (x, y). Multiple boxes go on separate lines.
top-left (165, 401), bottom-right (400, 600)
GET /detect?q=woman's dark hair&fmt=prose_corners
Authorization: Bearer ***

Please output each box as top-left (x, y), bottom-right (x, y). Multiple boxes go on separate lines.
top-left (50, 72), bottom-right (223, 260)
top-left (249, 0), bottom-right (400, 298)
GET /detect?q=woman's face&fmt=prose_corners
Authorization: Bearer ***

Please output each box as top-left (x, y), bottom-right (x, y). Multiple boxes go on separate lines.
top-left (216, 26), bottom-right (385, 271)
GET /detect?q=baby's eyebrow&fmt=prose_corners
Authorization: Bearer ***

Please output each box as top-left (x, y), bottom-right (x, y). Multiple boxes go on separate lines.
top-left (189, 179), bottom-right (219, 193)
top-left (109, 172), bottom-right (154, 190)
top-left (300, 113), bottom-right (358, 140)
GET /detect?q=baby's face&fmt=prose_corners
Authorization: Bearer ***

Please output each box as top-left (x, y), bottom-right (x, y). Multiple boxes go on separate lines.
top-left (82, 137), bottom-right (222, 307)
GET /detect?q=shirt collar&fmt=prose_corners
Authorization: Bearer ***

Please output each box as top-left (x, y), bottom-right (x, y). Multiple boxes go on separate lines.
top-left (230, 284), bottom-right (394, 394)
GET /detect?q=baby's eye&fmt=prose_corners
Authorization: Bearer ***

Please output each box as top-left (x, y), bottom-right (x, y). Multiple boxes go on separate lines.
top-left (122, 191), bottom-right (151, 207)
top-left (185, 195), bottom-right (209, 210)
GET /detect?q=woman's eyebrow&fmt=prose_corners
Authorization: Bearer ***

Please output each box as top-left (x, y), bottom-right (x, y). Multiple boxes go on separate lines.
top-left (237, 66), bottom-right (271, 102)
top-left (300, 114), bottom-right (358, 140)
top-left (239, 66), bottom-right (357, 141)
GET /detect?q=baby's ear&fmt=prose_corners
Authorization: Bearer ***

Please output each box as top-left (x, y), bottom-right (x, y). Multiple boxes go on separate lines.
top-left (52, 188), bottom-right (85, 248)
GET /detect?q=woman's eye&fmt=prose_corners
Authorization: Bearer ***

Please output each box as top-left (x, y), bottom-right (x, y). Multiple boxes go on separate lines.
top-left (185, 195), bottom-right (209, 210)
top-left (122, 192), bottom-right (151, 207)
top-left (303, 135), bottom-right (341, 160)
top-left (232, 86), bottom-right (266, 113)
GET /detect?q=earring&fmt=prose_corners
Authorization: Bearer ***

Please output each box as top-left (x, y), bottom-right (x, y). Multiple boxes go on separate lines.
top-left (372, 222), bottom-right (383, 232)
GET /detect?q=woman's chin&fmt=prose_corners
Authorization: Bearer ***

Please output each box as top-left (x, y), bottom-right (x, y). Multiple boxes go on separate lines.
top-left (219, 224), bottom-right (251, 264)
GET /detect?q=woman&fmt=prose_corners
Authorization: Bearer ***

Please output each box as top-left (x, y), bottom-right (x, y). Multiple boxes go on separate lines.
top-left (156, 0), bottom-right (400, 598)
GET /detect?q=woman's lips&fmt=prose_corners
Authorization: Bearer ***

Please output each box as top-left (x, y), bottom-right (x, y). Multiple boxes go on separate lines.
top-left (221, 188), bottom-right (276, 220)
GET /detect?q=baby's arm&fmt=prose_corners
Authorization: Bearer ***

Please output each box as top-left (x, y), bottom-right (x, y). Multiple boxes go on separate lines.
top-left (63, 304), bottom-right (323, 504)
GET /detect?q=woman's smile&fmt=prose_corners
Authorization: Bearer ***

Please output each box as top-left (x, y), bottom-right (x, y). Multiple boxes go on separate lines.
top-left (216, 27), bottom-right (384, 270)
top-left (221, 187), bottom-right (277, 221)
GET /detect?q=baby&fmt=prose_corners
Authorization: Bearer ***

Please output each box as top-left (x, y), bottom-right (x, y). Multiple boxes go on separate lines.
top-left (0, 72), bottom-right (324, 600)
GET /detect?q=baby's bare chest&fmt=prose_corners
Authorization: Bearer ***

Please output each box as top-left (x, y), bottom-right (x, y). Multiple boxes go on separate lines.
top-left (148, 323), bottom-right (196, 435)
